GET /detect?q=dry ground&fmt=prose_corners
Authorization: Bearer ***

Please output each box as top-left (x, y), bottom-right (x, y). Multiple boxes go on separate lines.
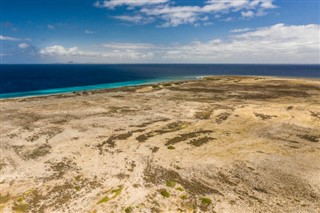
top-left (0, 76), bottom-right (319, 213)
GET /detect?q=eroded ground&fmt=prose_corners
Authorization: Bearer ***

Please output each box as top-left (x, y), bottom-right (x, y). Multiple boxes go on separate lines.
top-left (0, 76), bottom-right (319, 213)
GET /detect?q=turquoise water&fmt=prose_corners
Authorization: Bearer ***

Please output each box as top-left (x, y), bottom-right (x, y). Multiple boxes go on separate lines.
top-left (1, 64), bottom-right (319, 99)
top-left (0, 76), bottom-right (197, 99)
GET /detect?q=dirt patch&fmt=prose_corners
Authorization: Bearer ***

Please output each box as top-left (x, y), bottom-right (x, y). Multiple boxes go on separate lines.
top-left (216, 112), bottom-right (231, 124)
top-left (254, 113), bottom-right (277, 120)
top-left (310, 111), bottom-right (320, 120)
top-left (26, 127), bottom-right (63, 142)
top-left (258, 123), bottom-right (319, 145)
top-left (45, 158), bottom-right (78, 180)
top-left (108, 106), bottom-right (138, 114)
top-left (134, 118), bottom-right (170, 128)
top-left (144, 164), bottom-right (222, 196)
top-left (12, 176), bottom-right (101, 212)
top-left (136, 121), bottom-right (189, 142)
top-left (194, 108), bottom-right (213, 120)
top-left (24, 144), bottom-right (52, 160)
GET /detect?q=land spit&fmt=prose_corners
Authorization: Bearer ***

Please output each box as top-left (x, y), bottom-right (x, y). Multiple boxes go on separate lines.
top-left (0, 76), bottom-right (319, 212)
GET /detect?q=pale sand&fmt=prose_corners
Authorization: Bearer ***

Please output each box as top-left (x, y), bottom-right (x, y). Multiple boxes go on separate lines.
top-left (0, 76), bottom-right (319, 212)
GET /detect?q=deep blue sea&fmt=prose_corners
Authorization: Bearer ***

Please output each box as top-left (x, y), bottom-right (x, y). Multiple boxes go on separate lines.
top-left (0, 64), bottom-right (319, 98)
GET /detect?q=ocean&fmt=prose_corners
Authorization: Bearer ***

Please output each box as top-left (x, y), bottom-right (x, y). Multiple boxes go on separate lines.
top-left (0, 64), bottom-right (319, 98)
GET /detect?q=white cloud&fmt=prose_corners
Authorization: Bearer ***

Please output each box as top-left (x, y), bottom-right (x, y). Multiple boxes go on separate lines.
top-left (85, 30), bottom-right (95, 34)
top-left (95, 0), bottom-right (169, 8)
top-left (241, 10), bottom-right (255, 18)
top-left (39, 44), bottom-right (155, 61)
top-left (162, 24), bottom-right (320, 63)
top-left (0, 35), bottom-right (20, 41)
top-left (113, 15), bottom-right (154, 24)
top-left (18, 43), bottom-right (30, 49)
top-left (96, 0), bottom-right (277, 26)
top-left (39, 24), bottom-right (320, 64)
top-left (231, 28), bottom-right (251, 33)
top-left (40, 45), bottom-right (94, 57)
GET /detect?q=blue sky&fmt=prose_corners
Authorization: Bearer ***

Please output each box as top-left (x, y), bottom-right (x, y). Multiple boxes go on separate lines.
top-left (1, 0), bottom-right (319, 64)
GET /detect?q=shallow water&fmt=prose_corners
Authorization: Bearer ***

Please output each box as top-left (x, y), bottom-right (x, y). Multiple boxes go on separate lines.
top-left (1, 64), bottom-right (319, 98)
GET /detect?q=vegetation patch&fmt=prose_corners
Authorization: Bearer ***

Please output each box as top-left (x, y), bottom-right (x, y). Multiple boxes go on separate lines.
top-left (152, 146), bottom-right (159, 153)
top-left (165, 130), bottom-right (213, 146)
top-left (162, 83), bottom-right (172, 87)
top-left (116, 173), bottom-right (130, 180)
top-left (180, 195), bottom-right (188, 200)
top-left (166, 180), bottom-right (176, 188)
top-left (170, 87), bottom-right (225, 94)
top-left (188, 137), bottom-right (215, 147)
top-left (297, 134), bottom-right (319, 143)
top-left (201, 197), bottom-right (212, 205)
top-left (167, 145), bottom-right (175, 150)
top-left (152, 85), bottom-right (162, 90)
top-left (0, 194), bottom-right (10, 204)
top-left (97, 132), bottom-right (133, 153)
top-left (108, 106), bottom-right (137, 114)
top-left (12, 202), bottom-right (30, 212)
top-left (97, 186), bottom-right (122, 204)
top-left (125, 207), bottom-right (133, 213)
top-left (136, 121), bottom-right (189, 142)
top-left (286, 106), bottom-right (294, 110)
top-left (160, 189), bottom-right (170, 198)
top-left (176, 187), bottom-right (184, 191)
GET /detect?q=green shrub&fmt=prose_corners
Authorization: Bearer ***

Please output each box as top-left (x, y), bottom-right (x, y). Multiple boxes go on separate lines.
top-left (166, 180), bottom-right (176, 188)
top-left (160, 189), bottom-right (170, 198)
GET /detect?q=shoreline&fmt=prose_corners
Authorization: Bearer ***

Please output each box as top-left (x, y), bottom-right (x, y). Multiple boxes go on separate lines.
top-left (0, 76), bottom-right (198, 100)
top-left (0, 74), bottom-right (319, 100)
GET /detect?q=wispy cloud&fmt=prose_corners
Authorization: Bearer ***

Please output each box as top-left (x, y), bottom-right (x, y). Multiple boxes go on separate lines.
top-left (96, 0), bottom-right (277, 27)
top-left (231, 28), bottom-right (251, 33)
top-left (39, 24), bottom-right (320, 64)
top-left (0, 35), bottom-right (20, 41)
top-left (18, 43), bottom-right (30, 49)
top-left (103, 42), bottom-right (154, 49)
top-left (94, 0), bottom-right (169, 8)
top-left (113, 15), bottom-right (154, 24)
top-left (85, 30), bottom-right (95, 34)
top-left (163, 24), bottom-right (320, 63)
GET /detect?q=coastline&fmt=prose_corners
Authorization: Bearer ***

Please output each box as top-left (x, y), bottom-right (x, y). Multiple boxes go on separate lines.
top-left (0, 74), bottom-right (319, 100)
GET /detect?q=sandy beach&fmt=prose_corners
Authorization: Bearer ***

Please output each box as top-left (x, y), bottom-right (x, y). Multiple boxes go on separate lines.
top-left (0, 76), bottom-right (319, 213)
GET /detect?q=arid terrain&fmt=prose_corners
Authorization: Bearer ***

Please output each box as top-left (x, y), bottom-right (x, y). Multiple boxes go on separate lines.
top-left (0, 76), bottom-right (319, 213)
